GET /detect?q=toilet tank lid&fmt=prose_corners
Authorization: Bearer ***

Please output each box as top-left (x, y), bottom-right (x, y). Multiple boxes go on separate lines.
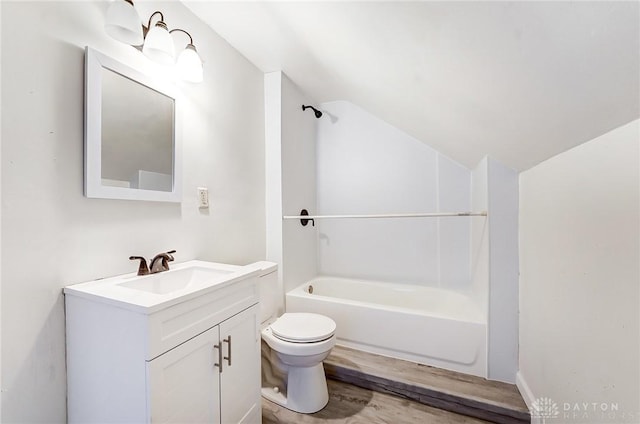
top-left (249, 261), bottom-right (278, 276)
top-left (271, 313), bottom-right (336, 342)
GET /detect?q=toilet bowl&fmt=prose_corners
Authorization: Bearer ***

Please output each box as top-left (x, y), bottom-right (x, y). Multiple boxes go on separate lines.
top-left (255, 261), bottom-right (337, 414)
top-left (261, 312), bottom-right (336, 413)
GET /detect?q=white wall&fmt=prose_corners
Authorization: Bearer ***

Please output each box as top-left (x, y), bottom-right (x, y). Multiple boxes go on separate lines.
top-left (316, 101), bottom-right (471, 288)
top-left (518, 119), bottom-right (639, 422)
top-left (1, 1), bottom-right (265, 421)
top-left (486, 158), bottom-right (519, 383)
top-left (0, 3), bottom-right (3, 418)
top-left (470, 156), bottom-right (520, 383)
top-left (265, 71), bottom-right (318, 297)
top-left (281, 75), bottom-right (318, 293)
top-left (264, 71), bottom-right (283, 301)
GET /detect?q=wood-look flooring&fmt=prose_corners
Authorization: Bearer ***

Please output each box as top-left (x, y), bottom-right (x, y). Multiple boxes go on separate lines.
top-left (324, 346), bottom-right (530, 424)
top-left (263, 379), bottom-right (491, 424)
top-left (262, 344), bottom-right (530, 423)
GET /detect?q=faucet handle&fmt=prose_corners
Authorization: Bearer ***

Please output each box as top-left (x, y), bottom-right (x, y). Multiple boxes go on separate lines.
top-left (129, 256), bottom-right (150, 276)
top-left (163, 250), bottom-right (176, 268)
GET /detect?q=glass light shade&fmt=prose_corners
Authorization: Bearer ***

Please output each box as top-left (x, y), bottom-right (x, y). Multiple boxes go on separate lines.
top-left (176, 44), bottom-right (203, 83)
top-left (105, 0), bottom-right (143, 45)
top-left (142, 22), bottom-right (175, 66)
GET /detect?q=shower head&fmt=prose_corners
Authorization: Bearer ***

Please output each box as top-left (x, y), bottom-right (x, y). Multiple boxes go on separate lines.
top-left (302, 105), bottom-right (323, 118)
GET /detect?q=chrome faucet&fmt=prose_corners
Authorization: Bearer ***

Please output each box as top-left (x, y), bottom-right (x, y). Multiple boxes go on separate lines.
top-left (149, 250), bottom-right (176, 274)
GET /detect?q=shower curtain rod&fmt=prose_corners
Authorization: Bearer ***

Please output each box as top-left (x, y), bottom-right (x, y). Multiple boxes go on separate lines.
top-left (283, 211), bottom-right (488, 220)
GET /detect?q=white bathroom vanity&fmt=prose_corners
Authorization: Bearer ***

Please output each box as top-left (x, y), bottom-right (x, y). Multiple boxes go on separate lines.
top-left (64, 260), bottom-right (262, 423)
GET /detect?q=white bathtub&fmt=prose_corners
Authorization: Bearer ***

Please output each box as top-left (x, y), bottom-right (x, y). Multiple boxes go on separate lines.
top-left (286, 276), bottom-right (487, 377)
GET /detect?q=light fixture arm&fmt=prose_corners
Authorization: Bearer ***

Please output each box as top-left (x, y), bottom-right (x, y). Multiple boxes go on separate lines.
top-left (169, 29), bottom-right (194, 46)
top-left (104, 0), bottom-right (203, 82)
top-left (142, 11), bottom-right (165, 38)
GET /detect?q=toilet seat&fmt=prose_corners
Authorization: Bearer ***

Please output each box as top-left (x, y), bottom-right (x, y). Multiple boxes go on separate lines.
top-left (270, 313), bottom-right (336, 343)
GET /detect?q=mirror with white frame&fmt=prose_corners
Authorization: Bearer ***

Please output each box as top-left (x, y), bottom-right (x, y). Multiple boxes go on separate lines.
top-left (84, 47), bottom-right (182, 202)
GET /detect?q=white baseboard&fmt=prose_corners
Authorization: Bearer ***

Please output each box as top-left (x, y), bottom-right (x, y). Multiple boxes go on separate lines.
top-left (516, 371), bottom-right (535, 408)
top-left (516, 371), bottom-right (538, 424)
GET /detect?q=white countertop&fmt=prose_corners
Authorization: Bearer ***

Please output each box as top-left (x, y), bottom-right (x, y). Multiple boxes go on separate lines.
top-left (63, 260), bottom-right (265, 314)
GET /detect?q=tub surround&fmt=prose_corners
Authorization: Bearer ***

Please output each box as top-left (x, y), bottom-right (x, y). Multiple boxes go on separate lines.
top-left (316, 100), bottom-right (471, 289)
top-left (278, 98), bottom-right (519, 383)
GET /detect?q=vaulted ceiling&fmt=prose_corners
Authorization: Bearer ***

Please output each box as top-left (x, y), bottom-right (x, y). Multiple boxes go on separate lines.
top-left (183, 1), bottom-right (639, 171)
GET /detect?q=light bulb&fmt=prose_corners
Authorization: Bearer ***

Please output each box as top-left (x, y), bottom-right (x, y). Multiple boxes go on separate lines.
top-left (176, 44), bottom-right (203, 83)
top-left (105, 0), bottom-right (143, 45)
top-left (142, 21), bottom-right (175, 66)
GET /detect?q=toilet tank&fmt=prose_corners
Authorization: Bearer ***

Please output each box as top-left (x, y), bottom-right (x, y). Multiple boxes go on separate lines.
top-left (252, 261), bottom-right (279, 324)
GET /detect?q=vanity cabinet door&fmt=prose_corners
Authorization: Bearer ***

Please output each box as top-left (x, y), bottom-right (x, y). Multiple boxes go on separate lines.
top-left (219, 305), bottom-right (261, 424)
top-left (147, 325), bottom-right (221, 423)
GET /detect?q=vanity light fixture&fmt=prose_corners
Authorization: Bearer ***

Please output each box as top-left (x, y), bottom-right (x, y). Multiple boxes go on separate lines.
top-left (104, 0), bottom-right (204, 83)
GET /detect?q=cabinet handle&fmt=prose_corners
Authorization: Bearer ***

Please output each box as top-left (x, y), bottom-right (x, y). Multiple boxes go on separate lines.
top-left (214, 343), bottom-right (223, 373)
top-left (223, 336), bottom-right (232, 366)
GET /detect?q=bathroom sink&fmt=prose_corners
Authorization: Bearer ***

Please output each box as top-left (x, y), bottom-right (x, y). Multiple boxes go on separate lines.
top-left (118, 267), bottom-right (234, 295)
top-left (63, 260), bottom-right (262, 313)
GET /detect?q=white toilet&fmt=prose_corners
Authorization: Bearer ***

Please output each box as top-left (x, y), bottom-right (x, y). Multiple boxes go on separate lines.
top-left (257, 262), bottom-right (337, 414)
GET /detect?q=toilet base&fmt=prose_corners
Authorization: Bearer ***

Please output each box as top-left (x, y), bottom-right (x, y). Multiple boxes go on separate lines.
top-left (262, 363), bottom-right (329, 414)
